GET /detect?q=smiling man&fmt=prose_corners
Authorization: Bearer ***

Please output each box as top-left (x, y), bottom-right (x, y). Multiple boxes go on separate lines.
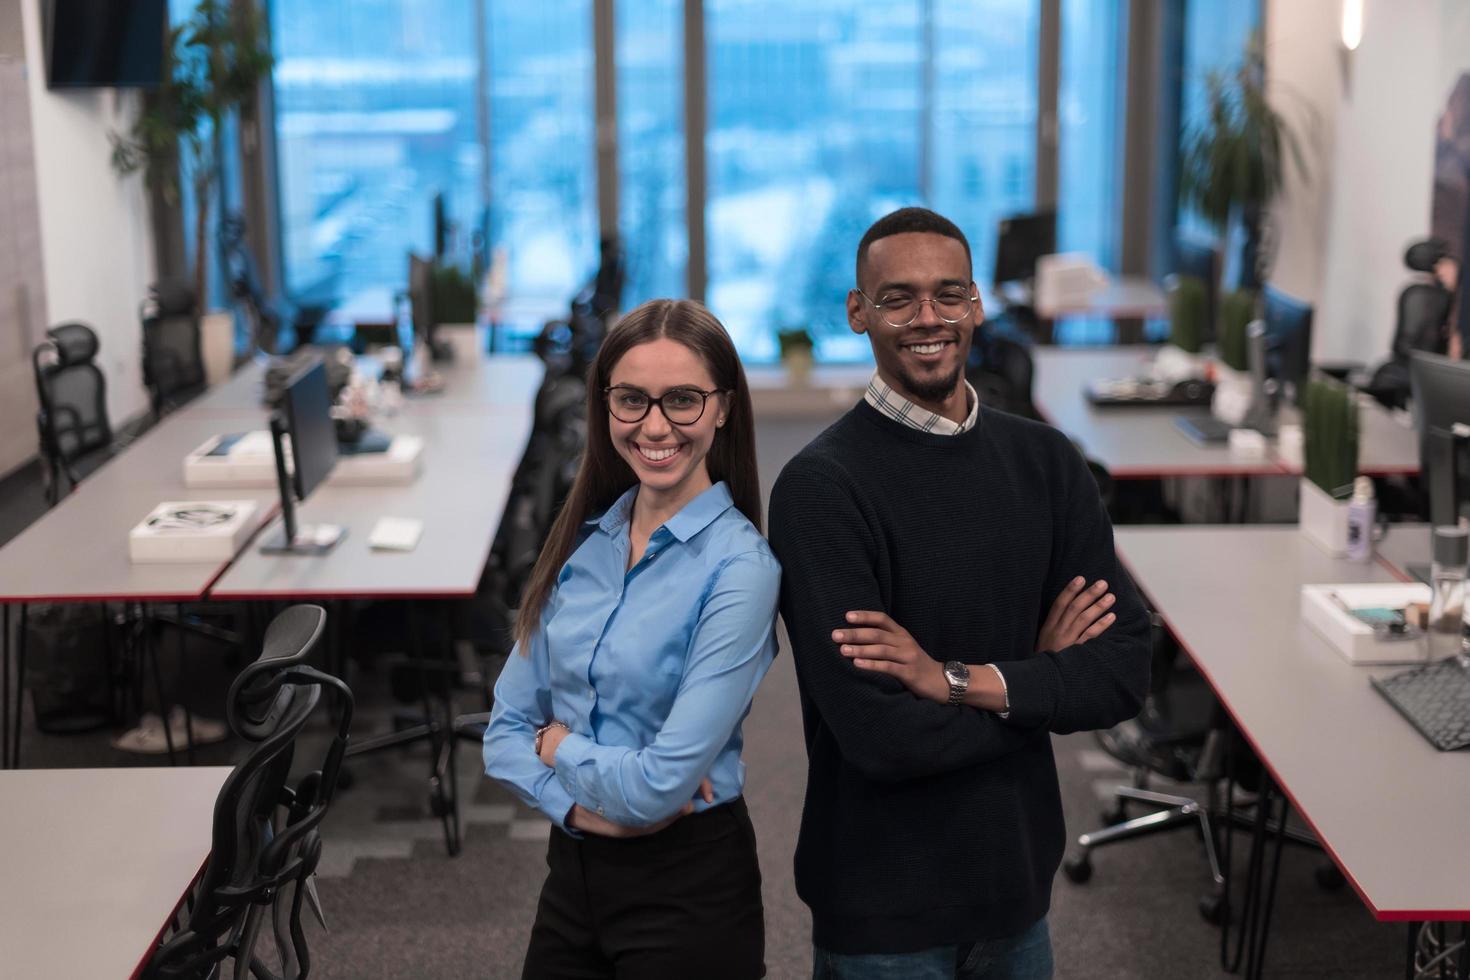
top-left (767, 208), bottom-right (1152, 979)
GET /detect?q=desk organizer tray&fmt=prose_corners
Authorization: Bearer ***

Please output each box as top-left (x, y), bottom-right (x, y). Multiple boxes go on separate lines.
top-left (1371, 659), bottom-right (1470, 751)
top-left (1301, 583), bottom-right (1432, 665)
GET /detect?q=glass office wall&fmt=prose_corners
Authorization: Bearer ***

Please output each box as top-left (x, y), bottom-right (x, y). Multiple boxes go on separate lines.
top-left (1057, 0), bottom-right (1122, 268)
top-left (617, 0), bottom-right (686, 307)
top-left (264, 0), bottom-right (1153, 360)
top-left (705, 1), bottom-right (923, 360)
top-left (704, 0), bottom-right (1038, 360)
top-left (932, 0), bottom-right (1039, 292)
top-left (271, 0), bottom-right (482, 315)
top-left (487, 2), bottom-right (597, 321)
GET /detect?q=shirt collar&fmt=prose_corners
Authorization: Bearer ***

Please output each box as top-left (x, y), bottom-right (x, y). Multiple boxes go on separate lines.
top-left (864, 373), bottom-right (979, 435)
top-left (588, 481), bottom-right (735, 542)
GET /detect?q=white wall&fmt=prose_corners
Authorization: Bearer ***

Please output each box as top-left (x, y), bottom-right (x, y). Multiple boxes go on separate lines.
top-left (1269, 0), bottom-right (1470, 361)
top-left (19, 0), bottom-right (155, 428)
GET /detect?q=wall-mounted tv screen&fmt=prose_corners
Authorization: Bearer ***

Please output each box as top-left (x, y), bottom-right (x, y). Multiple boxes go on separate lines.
top-left (46, 0), bottom-right (166, 90)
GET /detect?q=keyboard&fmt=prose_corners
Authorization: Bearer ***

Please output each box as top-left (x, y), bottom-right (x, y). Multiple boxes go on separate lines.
top-left (1371, 658), bottom-right (1470, 751)
top-left (1174, 414), bottom-right (1234, 445)
top-left (1086, 377), bottom-right (1216, 408)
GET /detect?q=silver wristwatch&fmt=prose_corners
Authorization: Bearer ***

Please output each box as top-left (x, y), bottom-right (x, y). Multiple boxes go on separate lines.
top-left (943, 661), bottom-right (970, 706)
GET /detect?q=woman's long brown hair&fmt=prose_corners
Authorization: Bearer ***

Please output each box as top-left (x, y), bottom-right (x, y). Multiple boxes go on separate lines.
top-left (513, 299), bottom-right (762, 649)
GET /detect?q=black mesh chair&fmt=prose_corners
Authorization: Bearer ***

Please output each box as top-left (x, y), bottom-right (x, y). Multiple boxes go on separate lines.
top-left (144, 605), bottom-right (353, 980)
top-left (141, 280), bottom-right (208, 420)
top-left (32, 322), bottom-right (113, 505)
top-left (967, 318), bottom-right (1040, 421)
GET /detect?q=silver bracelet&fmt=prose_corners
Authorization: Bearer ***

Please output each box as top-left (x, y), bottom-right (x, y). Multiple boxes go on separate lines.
top-left (985, 664), bottom-right (1010, 719)
top-left (534, 720), bottom-right (569, 757)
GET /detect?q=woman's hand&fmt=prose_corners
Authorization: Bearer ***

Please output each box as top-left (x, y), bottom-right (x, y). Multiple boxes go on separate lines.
top-left (538, 722), bottom-right (570, 767)
top-left (1037, 577), bottom-right (1115, 653)
top-left (564, 778), bottom-right (716, 838)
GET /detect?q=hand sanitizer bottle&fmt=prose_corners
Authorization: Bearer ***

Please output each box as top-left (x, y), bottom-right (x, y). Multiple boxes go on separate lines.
top-left (1345, 476), bottom-right (1376, 562)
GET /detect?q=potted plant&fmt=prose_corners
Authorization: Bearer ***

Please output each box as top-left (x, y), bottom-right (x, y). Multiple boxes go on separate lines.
top-left (777, 328), bottom-right (816, 386)
top-left (1209, 288), bottom-right (1256, 424)
top-left (1179, 31), bottom-right (1305, 299)
top-left (1300, 377), bottom-right (1360, 555)
top-left (1167, 275), bottom-right (1207, 355)
top-left (110, 0), bottom-right (273, 355)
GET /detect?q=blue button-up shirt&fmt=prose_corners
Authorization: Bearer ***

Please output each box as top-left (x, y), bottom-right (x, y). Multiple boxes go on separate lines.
top-left (484, 481), bottom-right (780, 829)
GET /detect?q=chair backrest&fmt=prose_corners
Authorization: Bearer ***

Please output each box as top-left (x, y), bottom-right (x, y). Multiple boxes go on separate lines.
top-left (33, 322), bottom-right (111, 465)
top-left (146, 605), bottom-right (353, 980)
top-left (968, 321), bottom-right (1039, 420)
top-left (141, 280), bottom-right (206, 414)
top-left (1392, 281), bottom-right (1452, 361)
top-left (1261, 285), bottom-right (1314, 392)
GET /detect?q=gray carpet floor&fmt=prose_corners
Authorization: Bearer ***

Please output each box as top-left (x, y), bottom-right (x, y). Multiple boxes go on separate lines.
top-left (9, 417), bottom-right (1411, 978)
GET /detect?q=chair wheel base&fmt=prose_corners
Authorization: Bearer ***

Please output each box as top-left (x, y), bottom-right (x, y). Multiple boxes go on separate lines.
top-left (1062, 853), bottom-right (1093, 884)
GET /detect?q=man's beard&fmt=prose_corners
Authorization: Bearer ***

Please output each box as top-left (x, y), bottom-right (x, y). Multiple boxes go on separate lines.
top-left (895, 363), bottom-right (963, 404)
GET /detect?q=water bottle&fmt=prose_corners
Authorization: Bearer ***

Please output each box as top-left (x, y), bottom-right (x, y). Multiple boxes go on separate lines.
top-left (1345, 477), bottom-right (1376, 562)
top-left (1427, 525), bottom-right (1467, 663)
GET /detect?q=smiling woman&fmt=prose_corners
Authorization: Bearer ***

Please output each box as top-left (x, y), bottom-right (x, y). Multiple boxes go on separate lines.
top-left (483, 299), bottom-right (778, 978)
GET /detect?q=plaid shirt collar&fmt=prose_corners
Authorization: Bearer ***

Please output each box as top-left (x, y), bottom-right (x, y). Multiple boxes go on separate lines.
top-left (864, 373), bottom-right (979, 435)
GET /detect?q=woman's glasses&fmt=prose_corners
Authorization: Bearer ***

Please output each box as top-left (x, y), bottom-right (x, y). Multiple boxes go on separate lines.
top-left (603, 385), bottom-right (726, 425)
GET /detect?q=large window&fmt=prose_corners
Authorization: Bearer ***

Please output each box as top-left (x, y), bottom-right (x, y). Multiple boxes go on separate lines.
top-left (932, 0), bottom-right (1039, 291)
top-left (617, 0), bottom-right (686, 306)
top-left (487, 3), bottom-right (597, 320)
top-left (1177, 0), bottom-right (1259, 244)
top-left (271, 0), bottom-right (482, 315)
top-left (1057, 0), bottom-right (1122, 267)
top-left (266, 0), bottom-right (1148, 359)
top-left (705, 1), bottom-right (1039, 360)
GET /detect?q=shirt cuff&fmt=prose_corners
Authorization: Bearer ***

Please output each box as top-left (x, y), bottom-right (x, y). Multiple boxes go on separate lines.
top-left (984, 663), bottom-right (1010, 719)
top-left (536, 766), bottom-right (578, 832)
top-left (553, 732), bottom-right (609, 818)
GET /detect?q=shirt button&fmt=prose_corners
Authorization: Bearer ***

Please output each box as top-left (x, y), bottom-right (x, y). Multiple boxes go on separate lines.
top-left (596, 806), bottom-right (604, 816)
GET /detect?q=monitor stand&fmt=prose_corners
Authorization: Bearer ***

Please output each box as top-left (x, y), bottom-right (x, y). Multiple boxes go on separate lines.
top-left (258, 521), bottom-right (345, 555)
top-left (258, 412), bottom-right (345, 555)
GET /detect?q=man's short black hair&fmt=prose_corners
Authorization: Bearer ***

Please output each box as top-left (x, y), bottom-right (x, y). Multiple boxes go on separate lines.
top-left (855, 207), bottom-right (972, 288)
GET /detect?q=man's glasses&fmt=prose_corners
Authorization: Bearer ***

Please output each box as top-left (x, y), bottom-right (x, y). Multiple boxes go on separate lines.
top-left (856, 286), bottom-right (978, 328)
top-left (604, 385), bottom-right (726, 425)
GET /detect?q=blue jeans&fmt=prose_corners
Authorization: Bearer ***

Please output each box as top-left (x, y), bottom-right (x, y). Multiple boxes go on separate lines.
top-left (813, 916), bottom-right (1052, 980)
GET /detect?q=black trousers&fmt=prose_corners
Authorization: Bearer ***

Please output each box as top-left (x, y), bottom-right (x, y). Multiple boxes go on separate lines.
top-left (522, 797), bottom-right (765, 980)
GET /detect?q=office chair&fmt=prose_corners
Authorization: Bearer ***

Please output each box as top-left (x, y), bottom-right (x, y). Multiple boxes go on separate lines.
top-left (1063, 624), bottom-right (1338, 928)
top-left (140, 279), bottom-right (207, 421)
top-left (573, 235), bottom-right (626, 320)
top-left (968, 318), bottom-right (1041, 421)
top-left (1321, 240), bottom-right (1453, 410)
top-left (144, 605), bottom-right (353, 980)
top-left (1260, 285), bottom-right (1314, 400)
top-left (32, 322), bottom-right (114, 506)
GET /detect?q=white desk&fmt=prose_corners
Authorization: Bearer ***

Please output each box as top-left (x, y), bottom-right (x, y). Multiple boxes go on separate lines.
top-left (1114, 526), bottom-right (1469, 921)
top-left (1033, 348), bottom-right (1421, 480)
top-left (0, 766), bottom-right (231, 979)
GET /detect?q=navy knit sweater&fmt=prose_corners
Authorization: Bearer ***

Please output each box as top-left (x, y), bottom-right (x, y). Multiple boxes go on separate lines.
top-left (767, 400), bottom-right (1151, 955)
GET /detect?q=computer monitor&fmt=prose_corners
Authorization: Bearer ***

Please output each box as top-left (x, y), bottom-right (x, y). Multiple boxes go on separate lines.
top-left (1410, 351), bottom-right (1470, 526)
top-left (993, 211), bottom-right (1056, 286)
top-left (1261, 285), bottom-right (1314, 398)
top-left (260, 357), bottom-right (343, 554)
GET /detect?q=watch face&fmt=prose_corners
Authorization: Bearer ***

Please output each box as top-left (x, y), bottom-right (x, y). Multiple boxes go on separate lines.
top-left (944, 661), bottom-right (969, 685)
